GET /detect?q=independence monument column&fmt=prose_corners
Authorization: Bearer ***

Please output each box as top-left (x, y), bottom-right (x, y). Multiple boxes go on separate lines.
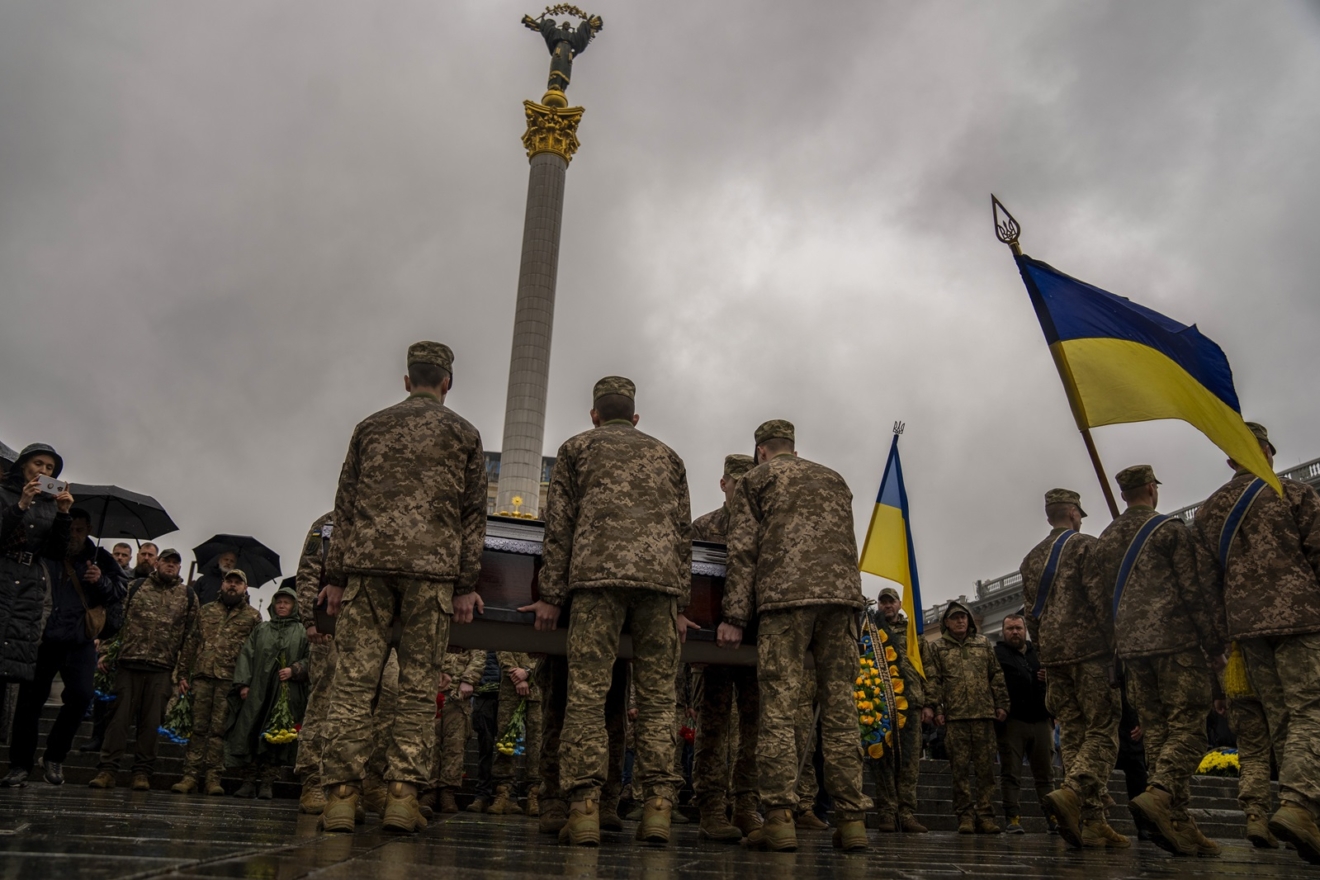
top-left (495, 6), bottom-right (603, 518)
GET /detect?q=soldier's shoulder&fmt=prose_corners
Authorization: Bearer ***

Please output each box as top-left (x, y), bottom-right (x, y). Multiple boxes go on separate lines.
top-left (439, 406), bottom-right (483, 443)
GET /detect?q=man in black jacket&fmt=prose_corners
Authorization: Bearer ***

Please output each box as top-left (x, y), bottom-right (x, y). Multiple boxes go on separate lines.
top-left (994, 613), bottom-right (1055, 832)
top-left (3, 509), bottom-right (125, 786)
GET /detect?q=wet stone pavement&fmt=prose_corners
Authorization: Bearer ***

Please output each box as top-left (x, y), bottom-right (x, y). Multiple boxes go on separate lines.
top-left (1, 786), bottom-right (1317, 880)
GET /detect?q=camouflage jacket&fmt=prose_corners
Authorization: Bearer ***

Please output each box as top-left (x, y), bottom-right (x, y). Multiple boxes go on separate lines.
top-left (691, 505), bottom-right (729, 543)
top-left (497, 651), bottom-right (541, 700)
top-left (1193, 472), bottom-right (1320, 640)
top-left (118, 571), bottom-right (200, 672)
top-left (540, 422), bottom-right (692, 607)
top-left (296, 512), bottom-right (334, 630)
top-left (1020, 528), bottom-right (1113, 666)
top-left (440, 647), bottom-right (485, 698)
top-left (1087, 506), bottom-right (1225, 660)
top-left (175, 597), bottom-right (261, 682)
top-left (876, 614), bottom-right (924, 710)
top-left (722, 454), bottom-right (865, 628)
top-left (925, 631), bottom-right (1009, 721)
top-left (326, 393), bottom-right (487, 593)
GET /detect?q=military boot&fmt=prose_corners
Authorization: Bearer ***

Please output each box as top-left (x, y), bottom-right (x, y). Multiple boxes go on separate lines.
top-left (363, 780), bottom-right (388, 817)
top-left (599, 796), bottom-right (624, 831)
top-left (832, 818), bottom-right (869, 851)
top-left (205, 771), bottom-right (226, 797)
top-left (1042, 787), bottom-right (1083, 848)
top-left (636, 797), bottom-right (673, 844)
top-left (732, 808), bottom-right (763, 837)
top-left (1245, 811), bottom-right (1279, 848)
top-left (488, 783), bottom-right (523, 815)
top-left (699, 802), bottom-right (742, 843)
top-left (257, 781), bottom-right (274, 800)
top-left (417, 788), bottom-right (437, 812)
top-left (558, 798), bottom-right (601, 847)
top-left (439, 788), bottom-right (460, 814)
top-left (540, 798), bottom-right (569, 835)
top-left (957, 814), bottom-right (975, 835)
top-left (976, 816), bottom-right (1002, 834)
top-left (131, 773), bottom-right (151, 792)
top-left (299, 781), bottom-right (326, 814)
top-left (319, 784), bottom-right (361, 833)
top-left (1269, 802), bottom-right (1320, 865)
top-left (795, 808), bottom-right (828, 830)
top-left (170, 775), bottom-right (198, 795)
top-left (233, 780), bottom-right (257, 798)
top-left (875, 812), bottom-right (897, 833)
top-left (88, 770), bottom-right (116, 789)
top-left (744, 808), bottom-right (797, 852)
top-left (525, 787), bottom-right (540, 817)
top-left (1081, 817), bottom-right (1131, 848)
top-left (1130, 787), bottom-right (1197, 856)
top-left (899, 811), bottom-right (928, 833)
top-left (1186, 819), bottom-right (1220, 857)
top-left (382, 781), bottom-right (428, 833)
top-left (466, 795), bottom-right (490, 814)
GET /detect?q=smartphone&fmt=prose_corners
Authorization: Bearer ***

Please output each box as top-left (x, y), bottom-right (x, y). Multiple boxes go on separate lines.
top-left (38, 476), bottom-right (67, 496)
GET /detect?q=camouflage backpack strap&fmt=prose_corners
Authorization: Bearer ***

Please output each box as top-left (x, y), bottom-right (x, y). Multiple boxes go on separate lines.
top-left (1112, 514), bottom-right (1176, 620)
top-left (1031, 530), bottom-right (1076, 620)
top-left (1218, 478), bottom-right (1267, 571)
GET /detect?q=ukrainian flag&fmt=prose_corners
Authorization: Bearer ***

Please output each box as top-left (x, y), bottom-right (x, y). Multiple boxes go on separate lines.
top-left (1018, 256), bottom-right (1280, 494)
top-left (859, 433), bottom-right (924, 677)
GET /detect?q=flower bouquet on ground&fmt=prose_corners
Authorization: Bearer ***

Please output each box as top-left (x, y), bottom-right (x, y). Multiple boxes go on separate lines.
top-left (1197, 747), bottom-right (1240, 777)
top-left (93, 637), bottom-right (121, 703)
top-left (496, 698), bottom-right (528, 757)
top-left (262, 655), bottom-right (299, 745)
top-left (158, 688), bottom-right (193, 744)
top-left (856, 617), bottom-right (907, 760)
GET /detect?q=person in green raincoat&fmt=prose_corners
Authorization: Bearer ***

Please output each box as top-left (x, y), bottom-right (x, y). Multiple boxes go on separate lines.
top-left (225, 584), bottom-right (310, 798)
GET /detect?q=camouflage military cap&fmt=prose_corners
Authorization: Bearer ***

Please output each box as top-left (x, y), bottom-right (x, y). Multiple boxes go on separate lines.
top-left (406, 341), bottom-right (454, 374)
top-left (157, 548), bottom-right (182, 562)
top-left (878, 587), bottom-right (901, 602)
top-left (223, 569), bottom-right (248, 584)
top-left (1115, 464), bottom-right (1161, 492)
top-left (1246, 421), bottom-right (1277, 455)
top-left (1044, 488), bottom-right (1087, 518)
top-left (592, 375), bottom-right (635, 402)
top-left (723, 454), bottom-right (755, 479)
top-left (754, 419), bottom-right (795, 446)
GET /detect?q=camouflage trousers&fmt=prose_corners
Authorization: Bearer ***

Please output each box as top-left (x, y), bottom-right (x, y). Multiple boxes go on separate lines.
top-left (366, 650), bottom-right (401, 785)
top-left (293, 638), bottom-right (337, 784)
top-left (757, 605), bottom-right (870, 819)
top-left (1241, 632), bottom-right (1320, 818)
top-left (870, 708), bottom-right (922, 820)
top-left (1227, 695), bottom-right (1273, 817)
top-left (945, 719), bottom-right (997, 820)
top-left (1045, 659), bottom-right (1119, 819)
top-left (561, 589), bottom-right (681, 803)
top-left (182, 676), bottom-right (231, 779)
top-left (321, 576), bottom-right (451, 788)
top-left (539, 654), bottom-right (628, 807)
top-left (1124, 648), bottom-right (1212, 820)
top-left (431, 691), bottom-right (471, 790)
top-left (692, 663), bottom-right (759, 812)
top-left (794, 677), bottom-right (822, 809)
top-left (493, 676), bottom-right (542, 790)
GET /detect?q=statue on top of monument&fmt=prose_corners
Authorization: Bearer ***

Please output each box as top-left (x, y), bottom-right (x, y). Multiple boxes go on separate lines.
top-left (522, 5), bottom-right (603, 97)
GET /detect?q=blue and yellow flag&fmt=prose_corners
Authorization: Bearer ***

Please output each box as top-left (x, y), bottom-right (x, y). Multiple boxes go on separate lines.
top-left (1018, 256), bottom-right (1280, 494)
top-left (859, 433), bottom-right (924, 677)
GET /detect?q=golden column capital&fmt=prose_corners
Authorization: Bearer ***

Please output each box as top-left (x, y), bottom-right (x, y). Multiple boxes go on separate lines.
top-left (522, 97), bottom-right (585, 164)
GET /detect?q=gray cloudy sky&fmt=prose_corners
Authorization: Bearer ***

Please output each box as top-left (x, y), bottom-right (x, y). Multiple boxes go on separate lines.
top-left (3, 1), bottom-right (1319, 612)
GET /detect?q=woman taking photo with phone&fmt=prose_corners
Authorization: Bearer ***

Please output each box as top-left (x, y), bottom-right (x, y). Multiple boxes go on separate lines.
top-left (0, 443), bottom-right (74, 683)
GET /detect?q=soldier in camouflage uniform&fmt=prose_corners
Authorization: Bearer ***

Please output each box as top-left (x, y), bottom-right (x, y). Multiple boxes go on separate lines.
top-left (925, 600), bottom-right (1009, 835)
top-left (718, 419), bottom-right (872, 853)
top-left (427, 647), bottom-right (484, 813)
top-left (691, 454), bottom-right (761, 841)
top-left (519, 376), bottom-right (692, 847)
top-left (1193, 422), bottom-right (1320, 864)
top-left (1088, 465), bottom-right (1226, 857)
top-left (1021, 488), bottom-right (1125, 848)
top-left (294, 511), bottom-right (334, 813)
top-left (319, 341), bottom-right (487, 834)
top-left (488, 651), bottom-right (543, 816)
top-left (90, 549), bottom-right (199, 790)
top-left (871, 587), bottom-right (927, 834)
top-left (792, 681), bottom-right (827, 830)
top-left (1223, 669), bottom-right (1277, 847)
top-left (170, 569), bottom-right (261, 796)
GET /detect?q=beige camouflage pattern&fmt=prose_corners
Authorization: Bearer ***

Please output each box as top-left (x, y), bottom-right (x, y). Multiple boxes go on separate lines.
top-left (754, 419), bottom-right (794, 446)
top-left (540, 423), bottom-right (692, 607)
top-left (1088, 506), bottom-right (1224, 659)
top-left (325, 393), bottom-right (487, 593)
top-left (794, 678), bottom-right (819, 808)
top-left (429, 648), bottom-right (483, 789)
top-left (592, 375), bottom-right (635, 400)
top-left (925, 630), bottom-right (1010, 721)
top-left (692, 664), bottom-right (758, 811)
top-left (1195, 473), bottom-right (1320, 640)
top-left (1227, 695), bottom-right (1274, 816)
top-left (1241, 633), bottom-right (1320, 817)
top-left (722, 454), bottom-right (866, 628)
top-left (118, 572), bottom-right (199, 671)
top-left (1020, 529), bottom-right (1113, 666)
top-left (406, 340), bottom-right (453, 372)
top-left (1125, 648), bottom-right (1213, 820)
top-left (757, 606), bottom-right (871, 818)
top-left (561, 589), bottom-right (682, 802)
top-left (945, 719), bottom-right (997, 820)
top-left (294, 638), bottom-right (336, 783)
top-left (321, 575), bottom-right (452, 788)
top-left (690, 505), bottom-right (729, 543)
top-left (365, 649), bottom-right (400, 786)
top-left (539, 654), bottom-right (629, 809)
top-left (182, 677), bottom-right (230, 778)
top-left (493, 652), bottom-right (542, 788)
top-left (295, 512), bottom-right (333, 629)
top-left (1047, 660), bottom-right (1119, 819)
top-left (175, 600), bottom-right (261, 683)
top-left (1115, 464), bottom-right (1159, 491)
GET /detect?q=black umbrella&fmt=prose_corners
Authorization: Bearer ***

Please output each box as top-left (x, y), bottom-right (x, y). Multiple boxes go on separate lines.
top-left (193, 534), bottom-right (281, 588)
top-left (68, 483), bottom-right (178, 543)
top-left (0, 441), bottom-right (17, 472)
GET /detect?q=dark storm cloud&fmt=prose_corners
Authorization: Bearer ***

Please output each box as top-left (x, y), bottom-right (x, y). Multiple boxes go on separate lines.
top-left (2, 1), bottom-right (1317, 607)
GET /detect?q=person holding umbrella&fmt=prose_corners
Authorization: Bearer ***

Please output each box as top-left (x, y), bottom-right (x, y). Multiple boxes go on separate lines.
top-left (191, 536), bottom-right (281, 605)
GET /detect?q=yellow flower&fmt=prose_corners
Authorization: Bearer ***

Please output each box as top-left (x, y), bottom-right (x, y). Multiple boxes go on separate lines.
top-left (879, 630), bottom-right (889, 643)
top-left (897, 714), bottom-right (907, 729)
top-left (867, 743), bottom-right (884, 759)
top-left (855, 676), bottom-right (864, 686)
top-left (885, 646), bottom-right (897, 662)
top-left (860, 715), bottom-right (873, 726)
top-left (885, 730), bottom-right (893, 745)
top-left (895, 696), bottom-right (909, 711)
top-left (860, 701), bottom-right (872, 712)
top-left (889, 665), bottom-right (900, 677)
top-left (892, 680), bottom-right (904, 694)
